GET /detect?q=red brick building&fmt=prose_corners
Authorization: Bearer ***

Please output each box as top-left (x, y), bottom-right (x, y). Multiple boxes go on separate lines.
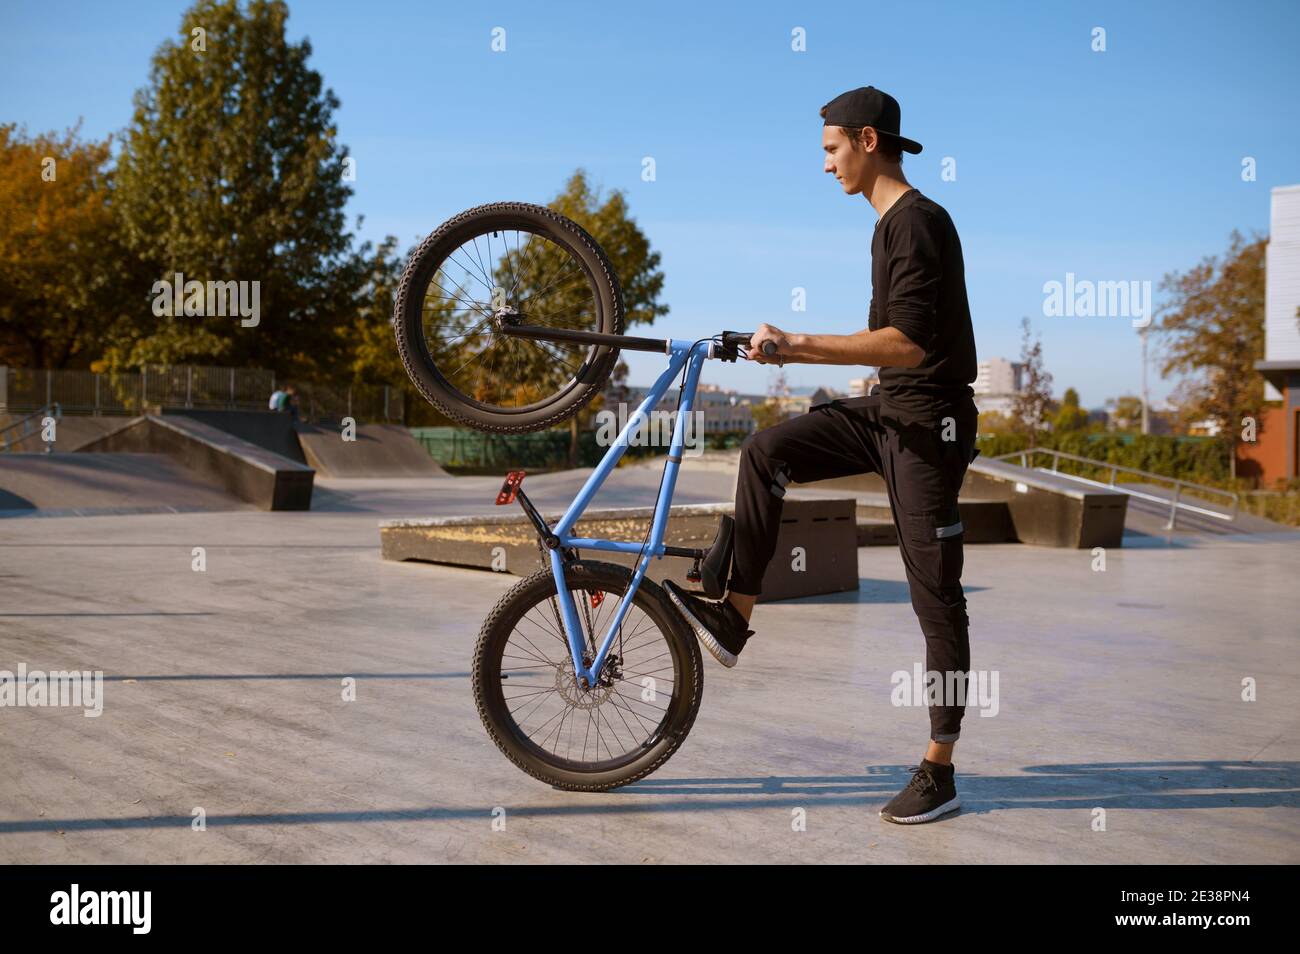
top-left (1240, 185), bottom-right (1300, 486)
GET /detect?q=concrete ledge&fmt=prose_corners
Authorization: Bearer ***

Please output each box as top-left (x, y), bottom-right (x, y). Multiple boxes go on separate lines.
top-left (962, 459), bottom-right (1128, 548)
top-left (380, 497), bottom-right (859, 603)
top-left (76, 415), bottom-right (314, 511)
top-left (800, 458), bottom-right (1126, 548)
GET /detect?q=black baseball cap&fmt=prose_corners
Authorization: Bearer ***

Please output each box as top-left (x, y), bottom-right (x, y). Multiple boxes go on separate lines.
top-left (821, 86), bottom-right (923, 155)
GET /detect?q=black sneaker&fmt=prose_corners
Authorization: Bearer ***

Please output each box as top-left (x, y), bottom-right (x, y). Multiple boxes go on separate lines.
top-left (663, 580), bottom-right (754, 667)
top-left (878, 760), bottom-right (961, 824)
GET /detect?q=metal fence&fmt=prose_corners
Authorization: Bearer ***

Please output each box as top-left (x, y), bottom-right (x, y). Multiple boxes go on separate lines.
top-left (410, 427), bottom-right (604, 471)
top-left (0, 366), bottom-right (404, 424)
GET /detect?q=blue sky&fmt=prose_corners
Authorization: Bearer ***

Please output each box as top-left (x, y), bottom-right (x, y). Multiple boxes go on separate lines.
top-left (3, 0), bottom-right (1298, 406)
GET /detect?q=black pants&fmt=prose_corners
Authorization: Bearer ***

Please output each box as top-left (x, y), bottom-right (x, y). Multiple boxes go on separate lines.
top-left (728, 392), bottom-right (980, 743)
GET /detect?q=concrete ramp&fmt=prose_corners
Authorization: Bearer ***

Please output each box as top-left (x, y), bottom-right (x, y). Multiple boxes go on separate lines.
top-left (296, 423), bottom-right (447, 478)
top-left (163, 409), bottom-right (306, 462)
top-left (1107, 481), bottom-right (1291, 536)
top-left (802, 457), bottom-right (1129, 548)
top-left (77, 415), bottom-right (313, 510)
top-left (0, 414), bottom-right (128, 453)
top-left (0, 452), bottom-right (251, 515)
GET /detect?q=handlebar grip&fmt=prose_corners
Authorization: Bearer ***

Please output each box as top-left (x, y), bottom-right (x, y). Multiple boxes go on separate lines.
top-left (720, 331), bottom-right (779, 357)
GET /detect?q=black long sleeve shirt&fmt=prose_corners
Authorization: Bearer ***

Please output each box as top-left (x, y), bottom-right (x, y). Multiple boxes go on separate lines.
top-left (867, 189), bottom-right (978, 428)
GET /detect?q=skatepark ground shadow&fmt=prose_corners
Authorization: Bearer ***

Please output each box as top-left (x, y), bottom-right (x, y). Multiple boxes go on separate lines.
top-left (789, 579), bottom-right (989, 604)
top-left (2, 761), bottom-right (1294, 833)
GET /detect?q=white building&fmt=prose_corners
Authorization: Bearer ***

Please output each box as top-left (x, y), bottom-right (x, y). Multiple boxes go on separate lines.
top-left (974, 357), bottom-right (1024, 396)
top-left (972, 357), bottom-right (1025, 416)
top-left (601, 382), bottom-right (754, 435)
top-left (848, 373), bottom-right (879, 397)
top-left (1249, 184), bottom-right (1300, 483)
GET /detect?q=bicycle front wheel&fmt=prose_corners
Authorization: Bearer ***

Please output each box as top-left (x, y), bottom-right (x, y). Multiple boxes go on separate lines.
top-left (472, 561), bottom-right (703, 791)
top-left (394, 202), bottom-right (624, 433)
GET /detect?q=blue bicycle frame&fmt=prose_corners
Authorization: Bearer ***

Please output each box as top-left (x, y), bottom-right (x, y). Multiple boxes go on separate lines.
top-left (546, 337), bottom-right (717, 688)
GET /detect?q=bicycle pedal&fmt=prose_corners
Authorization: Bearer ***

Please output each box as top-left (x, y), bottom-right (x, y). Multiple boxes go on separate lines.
top-left (495, 469), bottom-right (526, 505)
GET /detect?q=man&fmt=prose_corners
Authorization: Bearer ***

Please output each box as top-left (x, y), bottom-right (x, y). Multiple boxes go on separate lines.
top-left (664, 86), bottom-right (980, 825)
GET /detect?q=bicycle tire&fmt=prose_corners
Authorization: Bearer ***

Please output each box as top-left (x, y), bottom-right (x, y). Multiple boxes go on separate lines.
top-left (472, 560), bottom-right (703, 791)
top-left (393, 201), bottom-right (624, 434)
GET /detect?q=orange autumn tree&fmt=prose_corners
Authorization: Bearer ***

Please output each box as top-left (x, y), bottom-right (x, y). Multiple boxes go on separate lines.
top-left (0, 123), bottom-right (144, 369)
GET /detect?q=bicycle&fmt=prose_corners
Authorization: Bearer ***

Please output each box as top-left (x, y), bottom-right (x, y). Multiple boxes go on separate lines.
top-left (393, 201), bottom-right (775, 791)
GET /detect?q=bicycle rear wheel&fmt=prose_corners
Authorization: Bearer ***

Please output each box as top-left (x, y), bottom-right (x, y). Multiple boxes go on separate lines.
top-left (472, 561), bottom-right (703, 791)
top-left (394, 202), bottom-right (624, 433)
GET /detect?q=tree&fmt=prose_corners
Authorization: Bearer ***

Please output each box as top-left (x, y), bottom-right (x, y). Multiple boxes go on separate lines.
top-left (0, 123), bottom-right (143, 369)
top-left (547, 171), bottom-right (668, 463)
top-left (750, 399), bottom-right (786, 432)
top-left (110, 0), bottom-right (366, 377)
top-left (1105, 394), bottom-right (1145, 432)
top-left (1155, 231), bottom-right (1266, 476)
top-left (1010, 316), bottom-right (1053, 439)
top-left (347, 235), bottom-right (409, 386)
top-left (1051, 387), bottom-right (1090, 433)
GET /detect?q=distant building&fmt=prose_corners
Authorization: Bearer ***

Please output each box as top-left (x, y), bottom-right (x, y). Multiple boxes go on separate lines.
top-left (1187, 418), bottom-right (1223, 438)
top-left (848, 373), bottom-right (879, 397)
top-left (776, 385), bottom-right (844, 417)
top-left (972, 357), bottom-right (1025, 417)
top-left (601, 381), bottom-right (755, 435)
top-left (1244, 184), bottom-right (1300, 484)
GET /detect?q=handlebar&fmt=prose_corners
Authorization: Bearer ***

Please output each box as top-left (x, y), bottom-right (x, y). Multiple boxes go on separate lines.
top-left (720, 331), bottom-right (777, 355)
top-left (497, 321), bottom-right (778, 358)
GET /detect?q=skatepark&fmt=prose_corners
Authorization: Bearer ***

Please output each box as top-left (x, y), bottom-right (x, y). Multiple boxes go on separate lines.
top-left (1, 411), bottom-right (1296, 864)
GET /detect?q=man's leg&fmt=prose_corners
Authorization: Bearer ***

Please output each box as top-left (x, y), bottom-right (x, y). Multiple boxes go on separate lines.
top-left (728, 398), bottom-right (885, 614)
top-left (879, 413), bottom-right (977, 758)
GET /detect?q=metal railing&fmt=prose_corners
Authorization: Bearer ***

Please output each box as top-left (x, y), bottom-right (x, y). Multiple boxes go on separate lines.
top-left (1, 402), bottom-right (61, 452)
top-left (991, 446), bottom-right (1239, 530)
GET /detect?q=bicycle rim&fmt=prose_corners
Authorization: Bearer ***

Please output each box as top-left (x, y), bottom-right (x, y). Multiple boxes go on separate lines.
top-left (488, 575), bottom-right (686, 773)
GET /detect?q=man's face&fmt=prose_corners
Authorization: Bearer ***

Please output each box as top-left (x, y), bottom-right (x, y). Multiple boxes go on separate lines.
top-left (823, 125), bottom-right (870, 195)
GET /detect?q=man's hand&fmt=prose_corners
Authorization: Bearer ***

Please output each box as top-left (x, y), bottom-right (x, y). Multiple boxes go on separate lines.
top-left (746, 323), bottom-right (792, 366)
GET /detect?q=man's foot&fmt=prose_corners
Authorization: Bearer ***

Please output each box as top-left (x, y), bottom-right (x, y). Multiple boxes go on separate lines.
top-left (878, 759), bottom-right (961, 824)
top-left (662, 580), bottom-right (754, 667)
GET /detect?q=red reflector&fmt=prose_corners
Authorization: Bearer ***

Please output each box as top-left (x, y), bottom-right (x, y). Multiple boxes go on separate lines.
top-left (495, 470), bottom-right (526, 505)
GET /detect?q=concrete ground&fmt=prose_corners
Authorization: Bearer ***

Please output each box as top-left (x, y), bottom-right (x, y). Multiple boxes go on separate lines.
top-left (1, 473), bottom-right (1298, 864)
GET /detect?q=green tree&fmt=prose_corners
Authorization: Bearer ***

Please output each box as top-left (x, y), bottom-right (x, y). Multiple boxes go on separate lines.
top-left (110, 0), bottom-right (365, 377)
top-left (1051, 387), bottom-right (1090, 432)
top-left (0, 123), bottom-right (144, 369)
top-left (1155, 231), bottom-right (1266, 476)
top-left (347, 235), bottom-right (409, 386)
top-left (1105, 394), bottom-right (1145, 432)
top-left (551, 171), bottom-right (668, 462)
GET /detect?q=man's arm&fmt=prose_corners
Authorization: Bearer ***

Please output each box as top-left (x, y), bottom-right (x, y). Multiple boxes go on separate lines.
top-left (748, 323), bottom-right (924, 368)
top-left (786, 325), bottom-right (924, 367)
top-left (750, 207), bottom-right (940, 369)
